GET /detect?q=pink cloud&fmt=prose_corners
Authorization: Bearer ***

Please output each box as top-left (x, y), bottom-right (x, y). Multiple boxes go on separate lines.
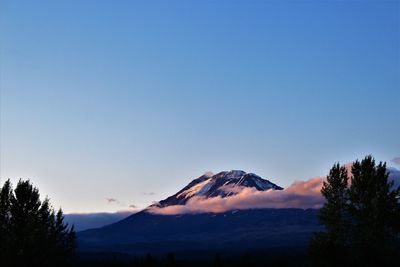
top-left (148, 177), bottom-right (325, 215)
top-left (392, 157), bottom-right (400, 165)
top-left (147, 164), bottom-right (400, 216)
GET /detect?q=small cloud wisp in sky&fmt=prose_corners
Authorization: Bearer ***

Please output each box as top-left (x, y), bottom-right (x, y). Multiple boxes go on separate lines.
top-left (106, 198), bottom-right (138, 211)
top-left (106, 198), bottom-right (119, 204)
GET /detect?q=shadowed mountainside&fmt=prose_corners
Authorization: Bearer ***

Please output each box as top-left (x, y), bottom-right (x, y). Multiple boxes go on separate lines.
top-left (78, 208), bottom-right (321, 255)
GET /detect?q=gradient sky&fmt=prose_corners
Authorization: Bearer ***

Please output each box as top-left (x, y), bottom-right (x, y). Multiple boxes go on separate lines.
top-left (1, 0), bottom-right (399, 213)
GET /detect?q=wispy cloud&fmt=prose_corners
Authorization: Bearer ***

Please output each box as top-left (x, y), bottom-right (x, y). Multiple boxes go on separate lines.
top-left (388, 167), bottom-right (400, 189)
top-left (391, 157), bottom-right (400, 165)
top-left (106, 198), bottom-right (119, 204)
top-left (106, 198), bottom-right (139, 210)
top-left (142, 192), bottom-right (155, 196)
top-left (148, 177), bottom-right (324, 215)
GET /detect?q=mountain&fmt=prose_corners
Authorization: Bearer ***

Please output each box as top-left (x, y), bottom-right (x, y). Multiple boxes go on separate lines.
top-left (78, 171), bottom-right (320, 255)
top-left (65, 212), bottom-right (134, 231)
top-left (154, 170), bottom-right (283, 208)
top-left (78, 209), bottom-right (320, 255)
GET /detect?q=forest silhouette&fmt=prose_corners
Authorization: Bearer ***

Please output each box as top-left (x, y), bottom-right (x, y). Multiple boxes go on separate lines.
top-left (0, 179), bottom-right (75, 267)
top-left (0, 155), bottom-right (399, 266)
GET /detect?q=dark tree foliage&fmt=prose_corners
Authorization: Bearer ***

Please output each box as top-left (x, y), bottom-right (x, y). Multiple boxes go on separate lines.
top-left (320, 163), bottom-right (349, 243)
top-left (165, 252), bottom-right (176, 267)
top-left (145, 253), bottom-right (155, 267)
top-left (212, 253), bottom-right (223, 267)
top-left (0, 179), bottom-right (76, 267)
top-left (311, 155), bottom-right (400, 266)
top-left (310, 163), bottom-right (349, 266)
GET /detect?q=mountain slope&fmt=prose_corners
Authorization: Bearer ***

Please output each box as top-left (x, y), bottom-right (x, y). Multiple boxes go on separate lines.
top-left (78, 208), bottom-right (320, 254)
top-left (155, 170), bottom-right (283, 207)
top-left (78, 171), bottom-right (321, 254)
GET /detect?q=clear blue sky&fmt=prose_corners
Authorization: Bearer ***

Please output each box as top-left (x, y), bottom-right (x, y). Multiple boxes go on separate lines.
top-left (1, 0), bottom-right (399, 213)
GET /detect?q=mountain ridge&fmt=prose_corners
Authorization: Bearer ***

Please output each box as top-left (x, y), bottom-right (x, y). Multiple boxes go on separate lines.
top-left (76, 171), bottom-right (320, 255)
top-left (153, 170), bottom-right (283, 208)
top-left (78, 208), bottom-right (321, 255)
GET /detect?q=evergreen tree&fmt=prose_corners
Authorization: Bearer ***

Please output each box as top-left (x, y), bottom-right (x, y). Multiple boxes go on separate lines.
top-left (310, 163), bottom-right (349, 266)
top-left (0, 180), bottom-right (13, 263)
top-left (166, 252), bottom-right (176, 267)
top-left (212, 253), bottom-right (223, 267)
top-left (319, 163), bottom-right (349, 245)
top-left (347, 156), bottom-right (400, 265)
top-left (311, 155), bottom-right (400, 266)
top-left (240, 252), bottom-right (250, 267)
top-left (144, 253), bottom-right (155, 267)
top-left (0, 179), bottom-right (76, 267)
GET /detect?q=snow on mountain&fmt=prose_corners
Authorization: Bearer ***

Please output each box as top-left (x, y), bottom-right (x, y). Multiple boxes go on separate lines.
top-left (153, 170), bottom-right (283, 208)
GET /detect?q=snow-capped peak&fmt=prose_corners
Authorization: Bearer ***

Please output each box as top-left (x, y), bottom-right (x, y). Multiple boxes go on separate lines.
top-left (155, 170), bottom-right (283, 208)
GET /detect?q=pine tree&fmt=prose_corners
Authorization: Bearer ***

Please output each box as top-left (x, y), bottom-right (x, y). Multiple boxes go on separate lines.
top-left (144, 253), bottom-right (155, 267)
top-left (319, 163), bottom-right (349, 246)
top-left (0, 179), bottom-right (76, 267)
top-left (0, 180), bottom-right (13, 263)
top-left (311, 155), bottom-right (400, 266)
top-left (347, 156), bottom-right (400, 265)
top-left (310, 163), bottom-right (349, 266)
top-left (166, 252), bottom-right (176, 267)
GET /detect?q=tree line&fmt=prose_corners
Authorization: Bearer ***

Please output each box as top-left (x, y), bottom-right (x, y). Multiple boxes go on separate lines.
top-left (311, 155), bottom-right (400, 266)
top-left (0, 155), bottom-right (399, 266)
top-left (0, 179), bottom-right (76, 267)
